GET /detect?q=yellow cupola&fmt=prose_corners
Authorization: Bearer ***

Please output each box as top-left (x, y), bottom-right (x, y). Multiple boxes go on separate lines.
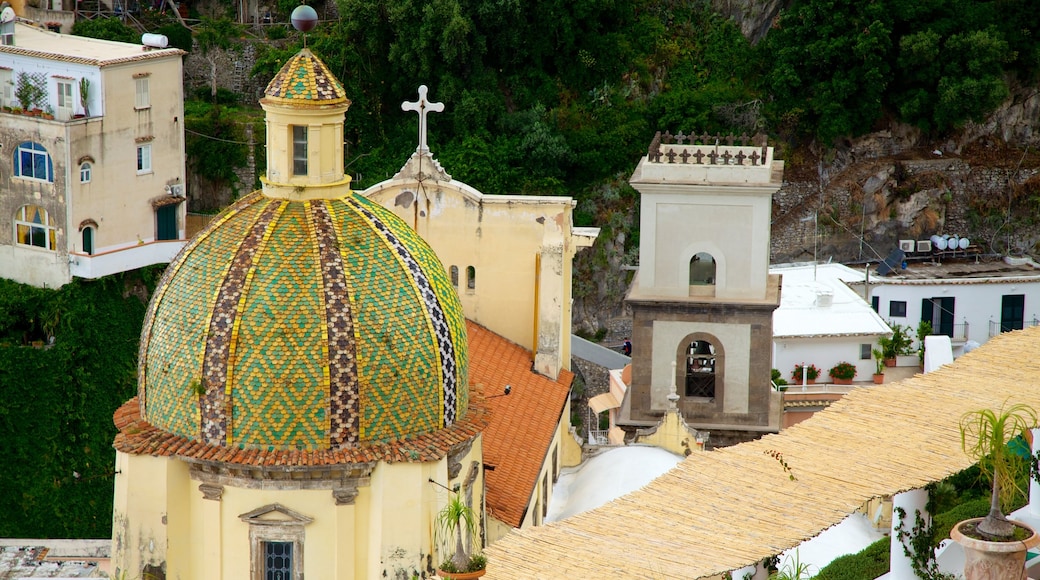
top-left (260, 48), bottom-right (352, 200)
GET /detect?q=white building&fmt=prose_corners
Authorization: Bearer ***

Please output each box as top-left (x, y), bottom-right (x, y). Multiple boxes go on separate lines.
top-left (0, 23), bottom-right (186, 287)
top-left (771, 262), bottom-right (892, 383)
top-left (847, 256), bottom-right (1040, 357)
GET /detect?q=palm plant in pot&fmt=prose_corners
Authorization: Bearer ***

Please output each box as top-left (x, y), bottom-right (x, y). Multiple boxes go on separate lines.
top-left (435, 493), bottom-right (486, 579)
top-left (871, 348), bottom-right (885, 384)
top-left (952, 402), bottom-right (1039, 579)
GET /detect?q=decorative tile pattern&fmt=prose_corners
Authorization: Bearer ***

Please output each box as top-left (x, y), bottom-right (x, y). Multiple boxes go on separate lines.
top-left (310, 201), bottom-right (359, 447)
top-left (139, 194), bottom-right (262, 412)
top-left (230, 202), bottom-right (326, 449)
top-left (349, 196), bottom-right (468, 421)
top-left (200, 200), bottom-right (282, 445)
top-left (143, 196), bottom-right (267, 439)
top-left (330, 200), bottom-right (441, 442)
top-left (137, 188), bottom-right (469, 451)
top-left (264, 48), bottom-right (349, 105)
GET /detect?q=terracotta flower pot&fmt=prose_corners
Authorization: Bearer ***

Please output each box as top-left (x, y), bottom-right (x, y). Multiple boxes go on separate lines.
top-left (437, 568), bottom-right (486, 580)
top-left (951, 517), bottom-right (1040, 580)
top-left (832, 377), bottom-right (853, 385)
top-left (884, 358), bottom-right (896, 367)
top-left (872, 373), bottom-right (884, 384)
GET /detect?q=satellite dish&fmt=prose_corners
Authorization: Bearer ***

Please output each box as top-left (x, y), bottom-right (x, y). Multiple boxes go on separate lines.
top-left (935, 237), bottom-right (948, 250)
top-left (0, 6), bottom-right (15, 23)
top-left (959, 237), bottom-right (970, 250)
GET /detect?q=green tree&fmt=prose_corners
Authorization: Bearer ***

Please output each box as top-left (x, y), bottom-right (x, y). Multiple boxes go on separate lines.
top-left (71, 17), bottom-right (139, 43)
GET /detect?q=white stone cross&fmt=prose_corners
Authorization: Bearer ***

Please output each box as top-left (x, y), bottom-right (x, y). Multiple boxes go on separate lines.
top-left (401, 85), bottom-right (444, 154)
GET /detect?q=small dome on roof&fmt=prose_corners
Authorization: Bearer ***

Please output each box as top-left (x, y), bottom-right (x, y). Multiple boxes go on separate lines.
top-left (264, 48), bottom-right (349, 106)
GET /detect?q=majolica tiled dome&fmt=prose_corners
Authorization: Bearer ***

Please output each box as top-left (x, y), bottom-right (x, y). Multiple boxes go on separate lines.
top-left (262, 48), bottom-right (350, 107)
top-left (137, 191), bottom-right (468, 451)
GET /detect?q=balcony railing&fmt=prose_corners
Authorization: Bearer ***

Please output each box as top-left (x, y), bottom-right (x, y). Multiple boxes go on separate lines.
top-left (989, 317), bottom-right (1040, 338)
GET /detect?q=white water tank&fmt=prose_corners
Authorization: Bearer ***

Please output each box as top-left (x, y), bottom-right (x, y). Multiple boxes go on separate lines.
top-left (141, 33), bottom-right (169, 48)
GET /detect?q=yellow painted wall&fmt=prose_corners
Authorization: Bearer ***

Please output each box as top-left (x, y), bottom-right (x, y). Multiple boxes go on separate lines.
top-left (115, 435), bottom-right (484, 580)
top-left (363, 166), bottom-right (578, 377)
top-left (72, 57), bottom-right (187, 250)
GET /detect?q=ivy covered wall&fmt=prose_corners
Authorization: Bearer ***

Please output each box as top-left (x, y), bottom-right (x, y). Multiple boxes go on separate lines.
top-left (0, 269), bottom-right (159, 539)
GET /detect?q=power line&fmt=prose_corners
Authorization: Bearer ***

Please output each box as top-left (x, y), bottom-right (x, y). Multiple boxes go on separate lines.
top-left (184, 127), bottom-right (254, 145)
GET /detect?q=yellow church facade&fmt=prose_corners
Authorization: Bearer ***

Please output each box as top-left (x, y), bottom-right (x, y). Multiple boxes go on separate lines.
top-left (112, 49), bottom-right (490, 580)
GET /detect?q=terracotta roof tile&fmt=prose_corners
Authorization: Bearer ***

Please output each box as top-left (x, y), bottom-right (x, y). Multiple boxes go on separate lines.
top-left (112, 390), bottom-right (489, 467)
top-left (468, 321), bottom-right (573, 528)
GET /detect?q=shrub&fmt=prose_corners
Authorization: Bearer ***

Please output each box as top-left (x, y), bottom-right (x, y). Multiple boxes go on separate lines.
top-left (931, 497), bottom-right (991, 547)
top-left (828, 361), bottom-right (857, 381)
top-left (771, 368), bottom-right (788, 386)
top-left (815, 538), bottom-right (889, 580)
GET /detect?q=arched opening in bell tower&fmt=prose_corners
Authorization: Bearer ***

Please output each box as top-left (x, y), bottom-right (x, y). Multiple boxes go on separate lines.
top-left (689, 252), bottom-right (716, 286)
top-left (677, 335), bottom-right (723, 400)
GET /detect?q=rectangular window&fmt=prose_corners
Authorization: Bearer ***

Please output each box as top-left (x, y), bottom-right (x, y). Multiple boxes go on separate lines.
top-left (292, 126), bottom-right (307, 176)
top-left (889, 300), bottom-right (907, 317)
top-left (0, 69), bottom-right (12, 109)
top-left (1000, 294), bottom-right (1024, 333)
top-left (57, 80), bottom-right (74, 120)
top-left (860, 343), bottom-right (872, 360)
top-left (137, 144), bottom-right (152, 173)
top-left (263, 541), bottom-right (293, 580)
top-left (135, 77), bottom-right (150, 109)
top-left (871, 295), bottom-right (879, 312)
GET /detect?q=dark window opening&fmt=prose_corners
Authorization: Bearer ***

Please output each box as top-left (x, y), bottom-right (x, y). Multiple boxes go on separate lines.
top-left (1001, 295), bottom-right (1025, 333)
top-left (889, 301), bottom-right (907, 317)
top-left (685, 340), bottom-right (716, 398)
top-left (264, 541), bottom-right (293, 580)
top-left (689, 252), bottom-right (716, 286)
top-left (292, 126), bottom-right (308, 176)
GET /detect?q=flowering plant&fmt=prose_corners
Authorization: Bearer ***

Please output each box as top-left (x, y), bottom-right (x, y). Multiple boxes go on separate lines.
top-left (791, 363), bottom-right (820, 381)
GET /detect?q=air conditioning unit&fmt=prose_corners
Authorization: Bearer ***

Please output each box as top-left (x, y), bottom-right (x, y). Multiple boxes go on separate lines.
top-left (165, 184), bottom-right (184, 196)
top-left (898, 239), bottom-right (915, 253)
top-left (916, 240), bottom-right (932, 253)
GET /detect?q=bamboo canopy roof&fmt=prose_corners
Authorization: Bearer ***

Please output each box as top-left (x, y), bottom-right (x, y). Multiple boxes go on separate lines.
top-left (485, 326), bottom-right (1040, 578)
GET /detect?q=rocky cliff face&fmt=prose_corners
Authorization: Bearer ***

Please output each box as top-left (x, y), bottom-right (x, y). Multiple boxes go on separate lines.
top-left (710, 0), bottom-right (788, 44)
top-left (572, 87), bottom-right (1040, 335)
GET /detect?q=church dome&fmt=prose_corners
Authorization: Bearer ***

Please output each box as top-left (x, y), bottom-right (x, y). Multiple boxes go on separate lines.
top-left (137, 191), bottom-right (469, 452)
top-left (262, 48), bottom-right (350, 107)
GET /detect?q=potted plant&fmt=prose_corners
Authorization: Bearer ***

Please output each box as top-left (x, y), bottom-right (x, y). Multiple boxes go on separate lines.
top-left (827, 361), bottom-right (857, 385)
top-left (951, 402), bottom-right (1040, 579)
top-left (871, 348), bottom-right (885, 384)
top-left (791, 363), bottom-right (819, 385)
top-left (435, 493), bottom-right (486, 579)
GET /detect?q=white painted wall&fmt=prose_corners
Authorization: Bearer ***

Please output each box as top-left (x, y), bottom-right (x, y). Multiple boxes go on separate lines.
top-left (773, 336), bottom-right (876, 384)
top-left (867, 277), bottom-right (1040, 351)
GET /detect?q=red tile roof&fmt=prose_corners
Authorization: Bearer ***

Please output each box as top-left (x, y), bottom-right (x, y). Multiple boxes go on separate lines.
top-left (468, 321), bottom-right (573, 528)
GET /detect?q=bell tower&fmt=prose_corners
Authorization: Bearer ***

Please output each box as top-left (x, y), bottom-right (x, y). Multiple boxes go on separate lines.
top-left (618, 132), bottom-right (784, 445)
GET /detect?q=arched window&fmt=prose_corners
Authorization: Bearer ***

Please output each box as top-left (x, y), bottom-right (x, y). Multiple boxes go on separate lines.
top-left (14, 142), bottom-right (54, 182)
top-left (82, 226), bottom-right (95, 255)
top-left (684, 339), bottom-right (717, 398)
top-left (466, 266), bottom-right (476, 290)
top-left (80, 162), bottom-right (92, 183)
top-left (689, 252), bottom-right (716, 286)
top-left (450, 265), bottom-right (459, 287)
top-left (15, 205), bottom-right (57, 250)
